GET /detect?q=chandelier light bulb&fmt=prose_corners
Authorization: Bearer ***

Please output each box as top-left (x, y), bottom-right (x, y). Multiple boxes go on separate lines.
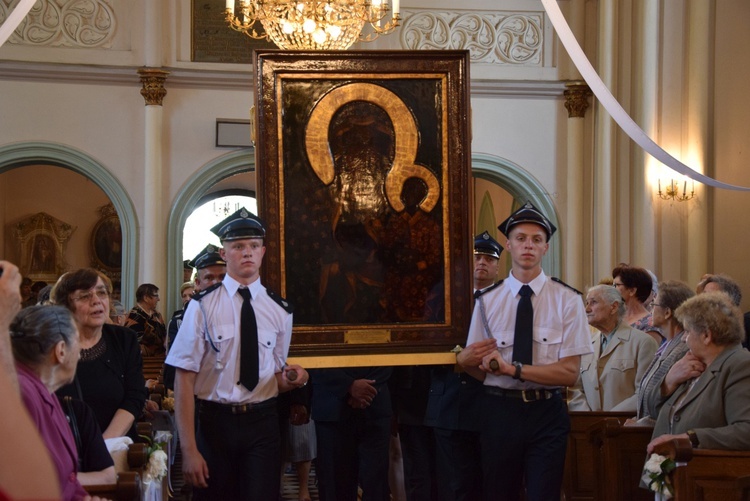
top-left (326, 24), bottom-right (342, 38)
top-left (296, 2), bottom-right (305, 12)
top-left (281, 19), bottom-right (295, 34)
top-left (312, 28), bottom-right (327, 44)
top-left (302, 18), bottom-right (317, 33)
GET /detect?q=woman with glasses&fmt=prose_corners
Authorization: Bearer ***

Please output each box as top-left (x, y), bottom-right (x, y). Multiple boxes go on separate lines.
top-left (54, 268), bottom-right (147, 440)
top-left (124, 283), bottom-right (167, 356)
top-left (628, 280), bottom-right (695, 425)
top-left (612, 263), bottom-right (664, 345)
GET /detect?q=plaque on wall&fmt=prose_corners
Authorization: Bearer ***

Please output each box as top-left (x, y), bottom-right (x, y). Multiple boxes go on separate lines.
top-left (255, 51), bottom-right (473, 362)
top-left (192, 0), bottom-right (276, 63)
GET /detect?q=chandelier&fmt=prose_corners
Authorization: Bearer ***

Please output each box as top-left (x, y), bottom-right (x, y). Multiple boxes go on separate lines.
top-left (657, 179), bottom-right (695, 202)
top-left (225, 0), bottom-right (401, 50)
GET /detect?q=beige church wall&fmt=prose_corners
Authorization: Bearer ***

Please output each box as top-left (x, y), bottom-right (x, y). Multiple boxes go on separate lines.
top-left (710, 0), bottom-right (750, 309)
top-left (0, 165), bottom-right (111, 277)
top-left (162, 85), bottom-right (255, 201)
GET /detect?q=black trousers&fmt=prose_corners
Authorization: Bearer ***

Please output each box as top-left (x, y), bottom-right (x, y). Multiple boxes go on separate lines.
top-left (399, 423), bottom-right (437, 501)
top-left (433, 427), bottom-right (482, 501)
top-left (193, 400), bottom-right (280, 501)
top-left (480, 390), bottom-right (569, 501)
top-left (315, 415), bottom-right (391, 501)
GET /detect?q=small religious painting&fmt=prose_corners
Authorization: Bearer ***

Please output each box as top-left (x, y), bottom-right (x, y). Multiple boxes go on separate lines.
top-left (13, 212), bottom-right (75, 283)
top-left (90, 204), bottom-right (122, 272)
top-left (255, 51), bottom-right (472, 358)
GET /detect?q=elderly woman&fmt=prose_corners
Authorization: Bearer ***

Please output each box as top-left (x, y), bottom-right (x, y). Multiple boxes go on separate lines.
top-left (631, 280), bottom-right (695, 423)
top-left (55, 268), bottom-right (147, 440)
top-left (11, 305), bottom-right (89, 501)
top-left (612, 263), bottom-right (663, 344)
top-left (124, 282), bottom-right (167, 356)
top-left (568, 285), bottom-right (658, 412)
top-left (648, 293), bottom-right (750, 452)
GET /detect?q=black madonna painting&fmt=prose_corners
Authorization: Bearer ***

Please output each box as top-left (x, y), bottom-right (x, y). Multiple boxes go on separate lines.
top-left (255, 51), bottom-right (472, 357)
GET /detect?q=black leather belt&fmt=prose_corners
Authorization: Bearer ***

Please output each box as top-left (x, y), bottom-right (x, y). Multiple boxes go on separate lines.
top-left (484, 387), bottom-right (561, 403)
top-left (198, 397), bottom-right (276, 415)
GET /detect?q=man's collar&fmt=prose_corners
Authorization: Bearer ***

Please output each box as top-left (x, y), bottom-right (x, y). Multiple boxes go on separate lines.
top-left (506, 269), bottom-right (547, 296)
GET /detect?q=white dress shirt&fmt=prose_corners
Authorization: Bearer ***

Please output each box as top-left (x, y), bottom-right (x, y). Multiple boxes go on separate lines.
top-left (166, 274), bottom-right (293, 404)
top-left (467, 270), bottom-right (592, 390)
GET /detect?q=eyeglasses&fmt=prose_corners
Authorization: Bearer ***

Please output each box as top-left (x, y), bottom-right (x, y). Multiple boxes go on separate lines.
top-left (72, 288), bottom-right (109, 303)
top-left (652, 302), bottom-right (667, 309)
top-left (149, 293), bottom-right (160, 299)
top-left (612, 282), bottom-right (625, 288)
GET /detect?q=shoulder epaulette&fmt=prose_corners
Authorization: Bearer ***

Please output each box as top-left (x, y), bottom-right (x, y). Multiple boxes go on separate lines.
top-left (192, 282), bottom-right (222, 301)
top-left (551, 277), bottom-right (582, 295)
top-left (267, 288), bottom-right (294, 314)
top-left (475, 279), bottom-right (504, 299)
top-left (171, 309), bottom-right (184, 319)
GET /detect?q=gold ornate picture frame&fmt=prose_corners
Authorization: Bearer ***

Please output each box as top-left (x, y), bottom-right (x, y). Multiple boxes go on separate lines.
top-left (14, 212), bottom-right (75, 283)
top-left (255, 51), bottom-right (472, 365)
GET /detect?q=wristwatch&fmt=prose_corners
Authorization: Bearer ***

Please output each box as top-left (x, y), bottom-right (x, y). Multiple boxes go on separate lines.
top-left (512, 361), bottom-right (523, 380)
top-left (687, 429), bottom-right (699, 448)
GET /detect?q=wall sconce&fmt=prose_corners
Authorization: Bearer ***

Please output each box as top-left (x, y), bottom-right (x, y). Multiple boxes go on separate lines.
top-left (658, 179), bottom-right (695, 202)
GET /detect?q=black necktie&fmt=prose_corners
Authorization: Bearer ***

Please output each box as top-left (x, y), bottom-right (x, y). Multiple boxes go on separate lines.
top-left (512, 285), bottom-right (534, 365)
top-left (238, 288), bottom-right (259, 390)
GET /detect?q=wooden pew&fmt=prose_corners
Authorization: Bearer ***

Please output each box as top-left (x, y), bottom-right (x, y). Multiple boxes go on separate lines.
top-left (588, 418), bottom-right (653, 501)
top-left (654, 438), bottom-right (750, 500)
top-left (85, 442), bottom-right (149, 501)
top-left (563, 411), bottom-right (634, 501)
top-left (141, 355), bottom-right (166, 383)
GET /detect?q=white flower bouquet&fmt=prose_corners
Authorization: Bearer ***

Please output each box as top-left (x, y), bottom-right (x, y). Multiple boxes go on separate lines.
top-left (642, 453), bottom-right (676, 499)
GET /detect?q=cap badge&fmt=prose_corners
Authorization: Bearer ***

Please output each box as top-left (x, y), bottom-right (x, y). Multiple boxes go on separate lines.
top-left (206, 244), bottom-right (216, 253)
top-left (240, 208), bottom-right (249, 218)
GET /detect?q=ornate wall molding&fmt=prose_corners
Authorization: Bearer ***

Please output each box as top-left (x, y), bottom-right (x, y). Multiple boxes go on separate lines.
top-left (0, 0), bottom-right (115, 48)
top-left (564, 81), bottom-right (592, 118)
top-left (138, 67), bottom-right (169, 106)
top-left (400, 9), bottom-right (543, 65)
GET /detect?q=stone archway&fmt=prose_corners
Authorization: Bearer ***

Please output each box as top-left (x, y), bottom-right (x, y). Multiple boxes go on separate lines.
top-left (0, 141), bottom-right (139, 302)
top-left (472, 153), bottom-right (562, 277)
top-left (166, 150), bottom-right (255, 314)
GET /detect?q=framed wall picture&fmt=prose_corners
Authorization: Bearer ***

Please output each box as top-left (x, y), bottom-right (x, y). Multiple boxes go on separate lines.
top-left (13, 212), bottom-right (75, 283)
top-left (90, 204), bottom-right (122, 273)
top-left (255, 51), bottom-right (472, 365)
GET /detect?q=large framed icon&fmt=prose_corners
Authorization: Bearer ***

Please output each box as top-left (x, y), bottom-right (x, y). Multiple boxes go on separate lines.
top-left (255, 51), bottom-right (472, 366)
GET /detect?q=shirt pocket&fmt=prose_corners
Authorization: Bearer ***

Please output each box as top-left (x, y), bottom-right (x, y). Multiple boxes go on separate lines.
top-left (257, 329), bottom-right (278, 370)
top-left (609, 358), bottom-right (635, 373)
top-left (207, 324), bottom-right (235, 370)
top-left (534, 327), bottom-right (563, 365)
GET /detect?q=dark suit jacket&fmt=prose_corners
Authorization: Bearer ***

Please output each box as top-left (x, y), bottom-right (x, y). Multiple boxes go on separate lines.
top-left (652, 345), bottom-right (750, 450)
top-left (311, 367), bottom-right (392, 422)
top-left (424, 365), bottom-right (484, 431)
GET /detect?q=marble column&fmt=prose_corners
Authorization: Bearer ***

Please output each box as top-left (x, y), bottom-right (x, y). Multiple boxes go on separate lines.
top-left (138, 68), bottom-right (169, 291)
top-left (564, 82), bottom-right (592, 290)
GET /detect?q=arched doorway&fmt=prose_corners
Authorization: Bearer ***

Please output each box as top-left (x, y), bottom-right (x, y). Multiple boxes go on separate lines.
top-left (0, 141), bottom-right (138, 303)
top-left (472, 153), bottom-right (561, 277)
top-left (166, 149), bottom-right (255, 315)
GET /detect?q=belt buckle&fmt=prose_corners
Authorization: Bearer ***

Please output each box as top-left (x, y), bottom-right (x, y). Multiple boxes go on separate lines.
top-left (232, 403), bottom-right (250, 414)
top-left (522, 389), bottom-right (537, 402)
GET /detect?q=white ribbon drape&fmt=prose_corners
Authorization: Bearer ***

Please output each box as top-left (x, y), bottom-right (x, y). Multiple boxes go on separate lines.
top-left (541, 0), bottom-right (750, 191)
top-left (0, 0), bottom-right (36, 48)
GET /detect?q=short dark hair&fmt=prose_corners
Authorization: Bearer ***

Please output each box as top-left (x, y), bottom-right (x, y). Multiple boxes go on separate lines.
top-left (136, 283), bottom-right (159, 302)
top-left (657, 280), bottom-right (695, 312)
top-left (612, 263), bottom-right (653, 304)
top-left (704, 274), bottom-right (742, 306)
top-left (11, 305), bottom-right (77, 367)
top-left (53, 268), bottom-right (100, 311)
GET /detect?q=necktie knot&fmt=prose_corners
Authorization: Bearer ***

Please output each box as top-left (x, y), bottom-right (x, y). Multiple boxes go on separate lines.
top-left (238, 287), bottom-right (251, 301)
top-left (520, 284), bottom-right (533, 298)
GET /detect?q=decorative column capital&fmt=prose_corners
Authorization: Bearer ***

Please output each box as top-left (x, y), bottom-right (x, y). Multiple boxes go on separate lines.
top-left (564, 81), bottom-right (593, 118)
top-left (138, 68), bottom-right (170, 106)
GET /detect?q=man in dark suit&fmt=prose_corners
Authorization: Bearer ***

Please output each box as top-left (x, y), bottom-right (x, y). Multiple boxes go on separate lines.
top-left (423, 232), bottom-right (503, 501)
top-left (312, 366), bottom-right (393, 501)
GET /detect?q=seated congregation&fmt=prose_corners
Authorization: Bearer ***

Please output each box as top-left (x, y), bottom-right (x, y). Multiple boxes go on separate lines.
top-left (2, 207), bottom-right (750, 501)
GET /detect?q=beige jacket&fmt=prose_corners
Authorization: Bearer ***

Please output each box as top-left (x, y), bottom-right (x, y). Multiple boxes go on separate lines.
top-left (568, 324), bottom-right (658, 412)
